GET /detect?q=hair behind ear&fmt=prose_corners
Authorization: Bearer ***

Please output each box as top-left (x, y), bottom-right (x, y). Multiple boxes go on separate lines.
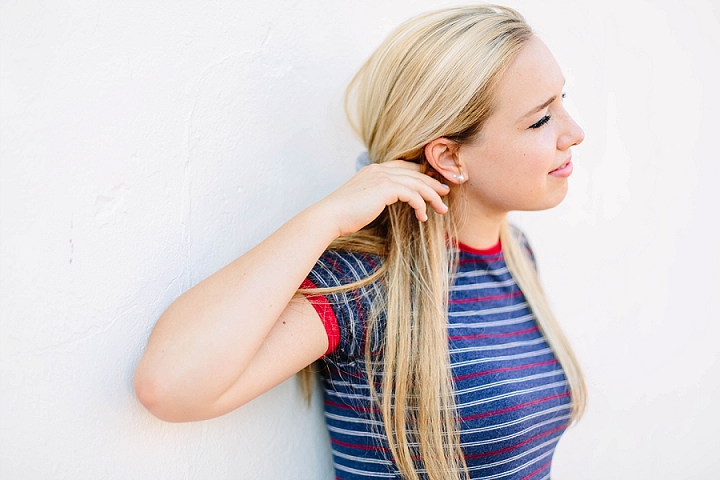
top-left (305, 6), bottom-right (589, 480)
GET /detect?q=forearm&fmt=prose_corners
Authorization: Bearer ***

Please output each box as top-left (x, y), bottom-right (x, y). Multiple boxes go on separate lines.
top-left (133, 204), bottom-right (338, 418)
top-left (133, 160), bottom-right (450, 421)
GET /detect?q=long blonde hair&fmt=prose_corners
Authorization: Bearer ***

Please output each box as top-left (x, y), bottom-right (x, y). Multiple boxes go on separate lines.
top-left (301, 5), bottom-right (586, 480)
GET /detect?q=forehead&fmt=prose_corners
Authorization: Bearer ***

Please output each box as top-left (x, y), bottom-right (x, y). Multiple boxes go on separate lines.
top-left (492, 36), bottom-right (564, 117)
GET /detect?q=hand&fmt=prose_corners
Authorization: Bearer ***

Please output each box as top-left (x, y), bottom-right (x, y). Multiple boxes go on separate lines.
top-left (314, 160), bottom-right (451, 239)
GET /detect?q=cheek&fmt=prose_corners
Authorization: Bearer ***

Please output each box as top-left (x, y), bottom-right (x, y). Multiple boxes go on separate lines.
top-left (463, 131), bottom-right (565, 211)
top-left (498, 146), bottom-right (546, 188)
top-left (470, 149), bottom-right (530, 202)
top-left (517, 138), bottom-right (557, 180)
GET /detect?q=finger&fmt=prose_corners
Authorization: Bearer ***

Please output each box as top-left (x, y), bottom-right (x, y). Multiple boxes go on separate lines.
top-left (384, 167), bottom-right (451, 196)
top-left (427, 178), bottom-right (451, 197)
top-left (360, 160), bottom-right (420, 172)
top-left (360, 165), bottom-right (450, 219)
top-left (417, 185), bottom-right (449, 215)
top-left (390, 175), bottom-right (450, 214)
top-left (400, 192), bottom-right (427, 222)
top-left (427, 195), bottom-right (449, 215)
top-left (370, 173), bottom-right (448, 219)
top-left (377, 160), bottom-right (423, 171)
top-left (396, 188), bottom-right (440, 222)
top-left (364, 160), bottom-right (448, 192)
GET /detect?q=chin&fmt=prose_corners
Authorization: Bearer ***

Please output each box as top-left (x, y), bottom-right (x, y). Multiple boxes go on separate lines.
top-left (522, 187), bottom-right (569, 212)
top-left (543, 187), bottom-right (569, 210)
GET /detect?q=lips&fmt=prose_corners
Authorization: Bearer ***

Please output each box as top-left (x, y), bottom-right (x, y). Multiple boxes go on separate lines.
top-left (550, 161), bottom-right (570, 173)
top-left (548, 158), bottom-right (573, 178)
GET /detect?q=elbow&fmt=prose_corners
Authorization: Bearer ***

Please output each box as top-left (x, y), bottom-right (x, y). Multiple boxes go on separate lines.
top-left (133, 367), bottom-right (171, 422)
top-left (133, 365), bottom-right (195, 423)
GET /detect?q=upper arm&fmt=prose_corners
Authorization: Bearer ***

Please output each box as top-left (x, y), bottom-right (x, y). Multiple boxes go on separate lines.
top-left (207, 296), bottom-right (329, 418)
top-left (206, 250), bottom-right (380, 418)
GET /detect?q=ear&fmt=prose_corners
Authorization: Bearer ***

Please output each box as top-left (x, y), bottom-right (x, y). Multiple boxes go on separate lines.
top-left (424, 138), bottom-right (466, 184)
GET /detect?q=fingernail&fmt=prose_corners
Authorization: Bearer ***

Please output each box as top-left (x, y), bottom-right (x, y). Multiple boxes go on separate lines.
top-left (442, 184), bottom-right (450, 189)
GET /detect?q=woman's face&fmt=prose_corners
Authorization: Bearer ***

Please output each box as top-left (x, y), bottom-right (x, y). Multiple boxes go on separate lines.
top-left (457, 35), bottom-right (585, 216)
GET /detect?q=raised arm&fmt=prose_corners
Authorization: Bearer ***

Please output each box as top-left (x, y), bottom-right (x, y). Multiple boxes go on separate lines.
top-left (133, 161), bottom-right (450, 422)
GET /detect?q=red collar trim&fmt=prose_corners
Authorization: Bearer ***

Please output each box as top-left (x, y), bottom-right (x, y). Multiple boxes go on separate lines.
top-left (456, 239), bottom-right (502, 256)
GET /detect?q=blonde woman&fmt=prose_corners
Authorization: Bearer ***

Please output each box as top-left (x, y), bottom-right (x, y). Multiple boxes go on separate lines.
top-left (134, 5), bottom-right (587, 480)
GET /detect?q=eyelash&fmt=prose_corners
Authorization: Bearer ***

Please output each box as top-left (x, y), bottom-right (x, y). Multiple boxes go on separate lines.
top-left (529, 93), bottom-right (566, 129)
top-left (529, 115), bottom-right (551, 129)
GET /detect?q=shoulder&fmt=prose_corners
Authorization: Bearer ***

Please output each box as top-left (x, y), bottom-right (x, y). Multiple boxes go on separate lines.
top-left (304, 250), bottom-right (385, 358)
top-left (308, 250), bottom-right (383, 288)
top-left (508, 224), bottom-right (537, 269)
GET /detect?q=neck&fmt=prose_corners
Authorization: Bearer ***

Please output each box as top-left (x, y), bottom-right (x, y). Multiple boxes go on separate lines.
top-left (454, 204), bottom-right (507, 251)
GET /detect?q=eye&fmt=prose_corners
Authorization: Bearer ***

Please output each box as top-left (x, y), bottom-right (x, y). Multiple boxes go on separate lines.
top-left (529, 115), bottom-right (551, 129)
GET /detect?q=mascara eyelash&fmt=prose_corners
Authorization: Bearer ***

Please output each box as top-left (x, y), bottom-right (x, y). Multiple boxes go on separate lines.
top-left (529, 115), bottom-right (551, 129)
top-left (529, 93), bottom-right (566, 129)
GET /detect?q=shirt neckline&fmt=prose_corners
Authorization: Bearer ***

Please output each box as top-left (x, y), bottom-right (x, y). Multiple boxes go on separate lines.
top-left (456, 239), bottom-right (503, 256)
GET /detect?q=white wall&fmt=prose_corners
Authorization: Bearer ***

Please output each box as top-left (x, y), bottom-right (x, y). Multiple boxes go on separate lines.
top-left (1, 1), bottom-right (718, 478)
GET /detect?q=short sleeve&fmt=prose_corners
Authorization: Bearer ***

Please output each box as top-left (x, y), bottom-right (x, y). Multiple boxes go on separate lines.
top-left (301, 250), bottom-right (385, 359)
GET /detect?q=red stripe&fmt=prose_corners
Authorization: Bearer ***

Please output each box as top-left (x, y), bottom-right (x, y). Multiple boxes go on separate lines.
top-left (324, 398), bottom-right (380, 413)
top-left (332, 438), bottom-right (422, 462)
top-left (454, 359), bottom-right (557, 382)
top-left (327, 257), bottom-right (342, 273)
top-left (300, 278), bottom-right (340, 355)
top-left (450, 290), bottom-right (523, 305)
top-left (458, 256), bottom-right (503, 265)
top-left (363, 253), bottom-right (378, 269)
top-left (520, 460), bottom-right (552, 480)
top-left (464, 424), bottom-right (567, 460)
top-left (449, 326), bottom-right (538, 341)
top-left (462, 392), bottom-right (571, 422)
top-left (331, 437), bottom-right (391, 452)
top-left (325, 390), bottom-right (569, 420)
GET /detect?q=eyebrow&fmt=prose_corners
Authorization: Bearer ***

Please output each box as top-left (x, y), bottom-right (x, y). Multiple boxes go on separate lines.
top-left (521, 95), bottom-right (557, 120)
top-left (520, 79), bottom-right (567, 120)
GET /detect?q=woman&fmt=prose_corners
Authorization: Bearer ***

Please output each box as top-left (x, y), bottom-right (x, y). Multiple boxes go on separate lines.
top-left (134, 5), bottom-right (587, 480)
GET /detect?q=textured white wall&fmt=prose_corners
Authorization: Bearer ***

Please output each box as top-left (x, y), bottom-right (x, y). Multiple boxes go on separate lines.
top-left (511, 2), bottom-right (720, 478)
top-left (1, 1), bottom-right (718, 479)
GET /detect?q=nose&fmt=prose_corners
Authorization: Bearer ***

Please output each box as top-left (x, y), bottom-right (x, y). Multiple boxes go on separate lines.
top-left (559, 111), bottom-right (585, 150)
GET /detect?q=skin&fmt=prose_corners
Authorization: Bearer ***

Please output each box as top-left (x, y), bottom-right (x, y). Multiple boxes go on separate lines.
top-left (133, 163), bottom-right (449, 422)
top-left (133, 35), bottom-right (584, 422)
top-left (426, 35), bottom-right (585, 249)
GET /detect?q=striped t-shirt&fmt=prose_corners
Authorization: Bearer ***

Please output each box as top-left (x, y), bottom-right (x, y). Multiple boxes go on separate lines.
top-left (302, 239), bottom-right (571, 480)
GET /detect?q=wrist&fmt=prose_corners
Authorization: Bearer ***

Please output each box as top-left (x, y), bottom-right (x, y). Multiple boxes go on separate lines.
top-left (294, 201), bottom-right (344, 244)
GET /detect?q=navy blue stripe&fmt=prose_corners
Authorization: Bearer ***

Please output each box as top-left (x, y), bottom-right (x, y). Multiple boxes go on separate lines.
top-left (308, 234), bottom-right (570, 479)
